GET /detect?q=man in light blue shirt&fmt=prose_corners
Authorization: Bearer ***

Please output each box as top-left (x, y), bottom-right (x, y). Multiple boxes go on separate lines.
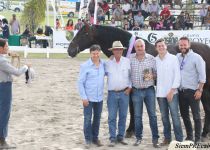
top-left (78, 44), bottom-right (105, 148)
top-left (177, 37), bottom-right (206, 143)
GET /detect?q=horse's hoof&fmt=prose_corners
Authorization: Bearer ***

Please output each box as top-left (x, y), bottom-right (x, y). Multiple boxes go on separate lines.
top-left (125, 131), bottom-right (134, 138)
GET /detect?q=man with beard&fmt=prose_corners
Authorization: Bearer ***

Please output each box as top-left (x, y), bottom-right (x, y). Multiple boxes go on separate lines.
top-left (177, 37), bottom-right (206, 144)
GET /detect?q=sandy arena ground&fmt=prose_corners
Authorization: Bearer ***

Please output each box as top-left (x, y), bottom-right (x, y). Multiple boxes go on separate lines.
top-left (6, 58), bottom-right (209, 150)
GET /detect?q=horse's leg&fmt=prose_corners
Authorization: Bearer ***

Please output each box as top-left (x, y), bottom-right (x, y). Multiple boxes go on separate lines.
top-left (201, 85), bottom-right (210, 140)
top-left (125, 94), bottom-right (135, 138)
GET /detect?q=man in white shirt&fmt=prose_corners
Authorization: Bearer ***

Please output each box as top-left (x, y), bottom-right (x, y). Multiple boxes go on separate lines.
top-left (105, 41), bottom-right (131, 147)
top-left (155, 38), bottom-right (183, 145)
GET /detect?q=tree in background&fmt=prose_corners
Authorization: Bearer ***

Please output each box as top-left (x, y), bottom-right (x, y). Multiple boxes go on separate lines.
top-left (21, 0), bottom-right (46, 33)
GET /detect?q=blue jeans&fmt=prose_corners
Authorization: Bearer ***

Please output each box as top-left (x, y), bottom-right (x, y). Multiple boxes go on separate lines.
top-left (158, 94), bottom-right (183, 142)
top-left (132, 86), bottom-right (159, 142)
top-left (83, 101), bottom-right (103, 143)
top-left (107, 91), bottom-right (129, 141)
top-left (0, 82), bottom-right (12, 139)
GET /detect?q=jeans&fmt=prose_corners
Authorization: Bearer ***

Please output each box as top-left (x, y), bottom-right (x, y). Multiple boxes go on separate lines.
top-left (158, 94), bottom-right (183, 142)
top-left (179, 89), bottom-right (202, 142)
top-left (132, 86), bottom-right (159, 142)
top-left (107, 91), bottom-right (129, 141)
top-left (0, 82), bottom-right (12, 139)
top-left (83, 101), bottom-right (103, 143)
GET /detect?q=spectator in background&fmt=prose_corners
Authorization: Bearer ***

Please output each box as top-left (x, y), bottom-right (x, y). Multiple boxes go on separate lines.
top-left (132, 21), bottom-right (141, 30)
top-left (141, 0), bottom-right (150, 19)
top-left (199, 4), bottom-right (207, 27)
top-left (155, 19), bottom-right (164, 30)
top-left (123, 23), bottom-right (130, 30)
top-left (127, 12), bottom-right (134, 29)
top-left (184, 12), bottom-right (193, 30)
top-left (123, 17), bottom-right (131, 30)
top-left (88, 0), bottom-right (95, 17)
top-left (44, 25), bottom-right (53, 36)
top-left (97, 3), bottom-right (105, 24)
top-left (175, 11), bottom-right (185, 30)
top-left (2, 18), bottom-right (10, 40)
top-left (113, 4), bottom-right (124, 26)
top-left (205, 6), bottom-right (210, 30)
top-left (174, 0), bottom-right (183, 8)
top-left (109, 17), bottom-right (117, 27)
top-left (122, 1), bottom-right (131, 15)
top-left (65, 19), bottom-right (74, 31)
top-left (149, 12), bottom-right (158, 30)
top-left (21, 24), bottom-right (31, 39)
top-left (160, 6), bottom-right (171, 30)
top-left (160, 0), bottom-right (173, 8)
top-left (134, 11), bottom-right (144, 28)
top-left (131, 0), bottom-right (140, 16)
top-left (101, 1), bottom-right (110, 20)
top-left (56, 18), bottom-right (61, 30)
top-left (9, 14), bottom-right (20, 35)
top-left (149, 0), bottom-right (160, 16)
top-left (75, 19), bottom-right (84, 30)
top-left (112, 1), bottom-right (118, 12)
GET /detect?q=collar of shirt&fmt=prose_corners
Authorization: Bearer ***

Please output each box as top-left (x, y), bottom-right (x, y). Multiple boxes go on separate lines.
top-left (130, 53), bottom-right (149, 60)
top-left (157, 51), bottom-right (169, 60)
top-left (181, 49), bottom-right (193, 58)
top-left (112, 56), bottom-right (123, 63)
top-left (87, 58), bottom-right (103, 67)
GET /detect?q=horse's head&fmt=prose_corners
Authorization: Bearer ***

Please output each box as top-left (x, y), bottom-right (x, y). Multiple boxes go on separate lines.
top-left (68, 23), bottom-right (95, 57)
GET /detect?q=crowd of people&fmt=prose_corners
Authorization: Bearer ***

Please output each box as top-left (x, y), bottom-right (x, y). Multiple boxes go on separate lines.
top-left (56, 0), bottom-right (210, 31)
top-left (78, 36), bottom-right (207, 149)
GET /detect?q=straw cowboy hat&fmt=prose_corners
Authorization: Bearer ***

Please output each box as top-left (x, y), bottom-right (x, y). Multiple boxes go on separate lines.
top-left (108, 41), bottom-right (126, 51)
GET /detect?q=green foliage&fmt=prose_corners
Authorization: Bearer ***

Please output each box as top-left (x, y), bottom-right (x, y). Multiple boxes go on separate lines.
top-left (21, 0), bottom-right (46, 33)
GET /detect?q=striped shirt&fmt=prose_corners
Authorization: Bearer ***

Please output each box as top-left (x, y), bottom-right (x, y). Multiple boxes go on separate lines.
top-left (130, 53), bottom-right (156, 89)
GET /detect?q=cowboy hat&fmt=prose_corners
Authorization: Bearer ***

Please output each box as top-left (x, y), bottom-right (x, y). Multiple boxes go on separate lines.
top-left (108, 41), bottom-right (126, 51)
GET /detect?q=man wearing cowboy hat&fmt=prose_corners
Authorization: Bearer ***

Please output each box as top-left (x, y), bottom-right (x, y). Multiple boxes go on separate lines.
top-left (105, 41), bottom-right (131, 147)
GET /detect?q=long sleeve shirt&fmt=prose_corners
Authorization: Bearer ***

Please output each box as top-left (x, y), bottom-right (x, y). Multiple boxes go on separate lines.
top-left (155, 52), bottom-right (181, 97)
top-left (0, 54), bottom-right (28, 82)
top-left (105, 56), bottom-right (131, 91)
top-left (78, 58), bottom-right (105, 102)
top-left (177, 50), bottom-right (206, 90)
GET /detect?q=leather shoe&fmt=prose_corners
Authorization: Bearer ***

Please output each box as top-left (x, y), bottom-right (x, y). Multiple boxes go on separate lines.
top-left (117, 139), bottom-right (128, 145)
top-left (0, 141), bottom-right (16, 149)
top-left (133, 139), bottom-right (141, 146)
top-left (108, 140), bottom-right (116, 147)
top-left (160, 139), bottom-right (171, 146)
top-left (153, 142), bottom-right (160, 148)
top-left (92, 140), bottom-right (103, 147)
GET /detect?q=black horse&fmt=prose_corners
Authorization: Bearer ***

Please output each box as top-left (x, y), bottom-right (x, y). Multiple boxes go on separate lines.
top-left (68, 24), bottom-right (210, 138)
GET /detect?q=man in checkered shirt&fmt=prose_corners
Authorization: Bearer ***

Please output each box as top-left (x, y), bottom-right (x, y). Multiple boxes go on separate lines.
top-left (130, 39), bottom-right (160, 148)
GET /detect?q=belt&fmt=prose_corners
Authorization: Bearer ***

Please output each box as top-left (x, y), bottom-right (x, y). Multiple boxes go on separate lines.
top-left (179, 88), bottom-right (195, 92)
top-left (109, 87), bottom-right (128, 92)
top-left (132, 86), bottom-right (153, 90)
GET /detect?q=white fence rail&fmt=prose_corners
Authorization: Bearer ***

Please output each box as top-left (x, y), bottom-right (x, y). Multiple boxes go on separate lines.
top-left (9, 46), bottom-right (89, 58)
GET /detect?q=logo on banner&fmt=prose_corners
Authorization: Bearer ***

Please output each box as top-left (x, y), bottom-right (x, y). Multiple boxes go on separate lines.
top-left (148, 33), bottom-right (157, 43)
top-left (164, 32), bottom-right (178, 45)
